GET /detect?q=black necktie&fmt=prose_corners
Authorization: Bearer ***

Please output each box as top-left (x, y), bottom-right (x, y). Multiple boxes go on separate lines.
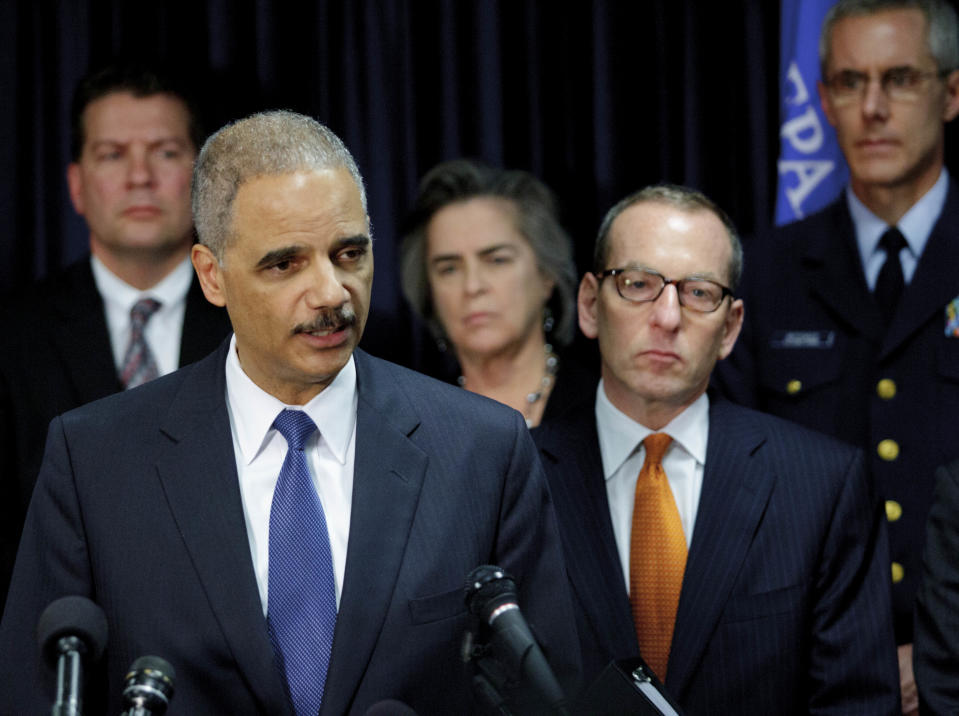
top-left (875, 227), bottom-right (906, 325)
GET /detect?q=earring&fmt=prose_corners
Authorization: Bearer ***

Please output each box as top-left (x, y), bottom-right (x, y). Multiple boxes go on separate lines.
top-left (543, 306), bottom-right (555, 334)
top-left (429, 320), bottom-right (448, 352)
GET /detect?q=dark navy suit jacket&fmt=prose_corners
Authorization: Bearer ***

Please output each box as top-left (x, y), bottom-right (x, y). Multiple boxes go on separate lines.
top-left (915, 458), bottom-right (959, 713)
top-left (532, 385), bottom-right (900, 714)
top-left (0, 342), bottom-right (579, 714)
top-left (0, 256), bottom-right (231, 608)
top-left (713, 188), bottom-right (959, 642)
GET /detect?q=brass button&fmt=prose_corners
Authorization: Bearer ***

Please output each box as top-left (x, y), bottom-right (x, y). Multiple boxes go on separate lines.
top-left (786, 379), bottom-right (802, 395)
top-left (876, 379), bottom-right (896, 400)
top-left (891, 562), bottom-right (904, 584)
top-left (877, 439), bottom-right (899, 461)
top-left (885, 500), bottom-right (902, 522)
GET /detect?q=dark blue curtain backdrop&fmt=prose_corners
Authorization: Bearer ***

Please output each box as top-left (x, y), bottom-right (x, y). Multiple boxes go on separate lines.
top-left (5, 1), bottom-right (954, 367)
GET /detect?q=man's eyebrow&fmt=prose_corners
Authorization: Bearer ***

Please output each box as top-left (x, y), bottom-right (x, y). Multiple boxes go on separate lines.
top-left (255, 246), bottom-right (302, 269)
top-left (684, 271), bottom-right (723, 282)
top-left (622, 264), bottom-right (722, 281)
top-left (335, 234), bottom-right (371, 249)
top-left (89, 140), bottom-right (124, 150)
top-left (149, 137), bottom-right (191, 148)
top-left (89, 136), bottom-right (189, 149)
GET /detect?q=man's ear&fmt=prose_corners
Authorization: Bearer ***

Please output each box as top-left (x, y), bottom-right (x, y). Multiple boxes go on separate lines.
top-left (578, 272), bottom-right (600, 339)
top-left (717, 298), bottom-right (744, 361)
top-left (942, 69), bottom-right (959, 122)
top-left (66, 163), bottom-right (85, 216)
top-left (191, 244), bottom-right (228, 308)
top-left (818, 80), bottom-right (839, 129)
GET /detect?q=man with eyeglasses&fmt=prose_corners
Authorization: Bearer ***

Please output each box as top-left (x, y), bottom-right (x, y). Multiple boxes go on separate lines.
top-left (714, 2), bottom-right (959, 711)
top-left (532, 184), bottom-right (898, 714)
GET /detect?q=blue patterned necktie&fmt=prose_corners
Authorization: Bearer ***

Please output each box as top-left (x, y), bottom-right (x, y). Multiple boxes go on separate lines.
top-left (268, 409), bottom-right (337, 716)
top-left (119, 298), bottom-right (161, 389)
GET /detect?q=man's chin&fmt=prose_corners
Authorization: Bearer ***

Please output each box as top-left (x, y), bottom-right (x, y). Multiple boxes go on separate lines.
top-left (849, 159), bottom-right (913, 189)
top-left (98, 230), bottom-right (193, 256)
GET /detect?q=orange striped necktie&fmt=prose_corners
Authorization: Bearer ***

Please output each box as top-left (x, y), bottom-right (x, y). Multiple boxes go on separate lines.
top-left (629, 432), bottom-right (686, 682)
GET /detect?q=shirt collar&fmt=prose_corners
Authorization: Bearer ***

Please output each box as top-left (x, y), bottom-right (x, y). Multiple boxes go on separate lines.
top-left (224, 334), bottom-right (358, 466)
top-left (90, 254), bottom-right (194, 312)
top-left (595, 380), bottom-right (709, 480)
top-left (847, 168), bottom-right (949, 262)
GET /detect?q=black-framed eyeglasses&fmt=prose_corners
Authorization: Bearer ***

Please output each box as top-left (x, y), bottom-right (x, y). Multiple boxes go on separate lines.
top-left (596, 267), bottom-right (733, 313)
top-left (823, 66), bottom-right (951, 104)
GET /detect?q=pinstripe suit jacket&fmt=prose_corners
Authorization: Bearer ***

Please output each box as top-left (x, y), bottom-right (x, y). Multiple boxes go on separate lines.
top-left (0, 344), bottom-right (579, 714)
top-left (532, 385), bottom-right (900, 714)
top-left (915, 458), bottom-right (959, 712)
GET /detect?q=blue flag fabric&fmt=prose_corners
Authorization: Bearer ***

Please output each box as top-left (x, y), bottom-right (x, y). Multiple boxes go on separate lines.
top-left (775, 0), bottom-right (848, 225)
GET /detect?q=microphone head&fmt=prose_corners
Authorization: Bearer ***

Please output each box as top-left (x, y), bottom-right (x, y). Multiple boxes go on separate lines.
top-left (123, 655), bottom-right (176, 713)
top-left (464, 565), bottom-right (518, 621)
top-left (36, 596), bottom-right (108, 666)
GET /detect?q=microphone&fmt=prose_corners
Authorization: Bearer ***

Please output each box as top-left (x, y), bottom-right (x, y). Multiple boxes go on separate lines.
top-left (121, 656), bottom-right (176, 716)
top-left (37, 596), bottom-right (109, 716)
top-left (464, 565), bottom-right (568, 714)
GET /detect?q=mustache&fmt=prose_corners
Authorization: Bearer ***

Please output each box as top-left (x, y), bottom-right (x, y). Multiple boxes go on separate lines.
top-left (292, 306), bottom-right (357, 335)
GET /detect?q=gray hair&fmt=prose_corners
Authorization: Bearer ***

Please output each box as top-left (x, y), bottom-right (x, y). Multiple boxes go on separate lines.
top-left (192, 110), bottom-right (368, 260)
top-left (819, 0), bottom-right (959, 76)
top-left (399, 159), bottom-right (578, 346)
top-left (594, 184), bottom-right (744, 294)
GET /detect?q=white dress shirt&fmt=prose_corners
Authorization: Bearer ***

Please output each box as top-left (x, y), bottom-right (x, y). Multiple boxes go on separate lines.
top-left (91, 254), bottom-right (193, 377)
top-left (224, 334), bottom-right (357, 614)
top-left (596, 381), bottom-right (708, 591)
top-left (848, 168), bottom-right (948, 290)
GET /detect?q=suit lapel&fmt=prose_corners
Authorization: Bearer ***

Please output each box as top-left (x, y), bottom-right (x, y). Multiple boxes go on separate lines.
top-left (46, 261), bottom-right (229, 403)
top-left (535, 400), bottom-right (638, 662)
top-left (321, 351), bottom-right (428, 716)
top-left (665, 400), bottom-right (775, 699)
top-left (881, 184), bottom-right (959, 358)
top-left (800, 201), bottom-right (884, 343)
top-left (154, 342), bottom-right (292, 714)
top-left (46, 260), bottom-right (123, 404)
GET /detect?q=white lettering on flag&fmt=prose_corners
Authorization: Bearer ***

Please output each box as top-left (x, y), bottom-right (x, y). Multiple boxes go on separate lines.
top-left (778, 160), bottom-right (835, 217)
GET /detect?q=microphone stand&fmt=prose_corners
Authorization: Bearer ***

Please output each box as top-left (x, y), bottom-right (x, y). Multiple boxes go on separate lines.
top-left (462, 629), bottom-right (513, 716)
top-left (52, 635), bottom-right (85, 716)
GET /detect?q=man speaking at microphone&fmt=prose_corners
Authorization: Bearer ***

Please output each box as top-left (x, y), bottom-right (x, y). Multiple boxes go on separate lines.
top-left (0, 110), bottom-right (578, 714)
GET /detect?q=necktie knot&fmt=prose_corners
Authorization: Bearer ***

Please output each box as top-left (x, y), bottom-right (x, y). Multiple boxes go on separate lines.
top-left (131, 297), bottom-right (162, 326)
top-left (879, 226), bottom-right (907, 257)
top-left (643, 433), bottom-right (672, 466)
top-left (273, 409), bottom-right (317, 451)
